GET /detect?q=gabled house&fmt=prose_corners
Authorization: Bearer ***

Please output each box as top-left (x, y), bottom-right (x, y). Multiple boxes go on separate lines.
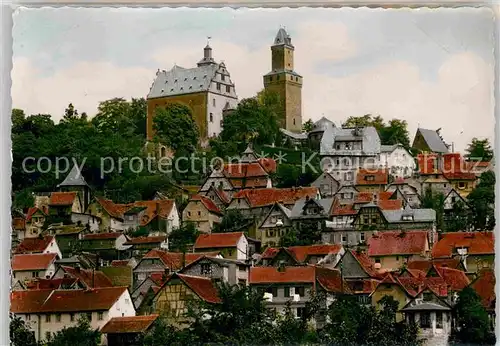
top-left (311, 171), bottom-right (341, 197)
top-left (57, 164), bottom-right (92, 212)
top-left (132, 249), bottom-right (221, 287)
top-left (378, 144), bottom-right (416, 178)
top-left (431, 232), bottom-right (494, 275)
top-left (124, 236), bottom-right (169, 257)
top-left (182, 194), bottom-right (222, 233)
top-left (180, 255), bottom-right (250, 286)
top-left (381, 205), bottom-right (436, 231)
top-left (131, 272), bottom-right (168, 314)
top-left (355, 168), bottom-right (389, 193)
top-left (12, 253), bottom-right (58, 284)
top-left (101, 315), bottom-right (159, 346)
top-left (260, 244), bottom-right (344, 267)
top-left (442, 153), bottom-right (477, 198)
top-left (257, 203), bottom-right (292, 247)
top-left (406, 258), bottom-right (466, 273)
top-left (194, 232), bottom-right (248, 260)
top-left (333, 185), bottom-right (359, 204)
top-left (80, 232), bottom-right (131, 262)
top-left (152, 273), bottom-right (221, 325)
top-left (290, 197), bottom-right (335, 229)
top-left (412, 128), bottom-right (449, 154)
top-left (10, 286), bottom-right (135, 342)
top-left (12, 210), bottom-right (26, 245)
top-left (21, 277), bottom-right (86, 291)
top-left (52, 265), bottom-right (113, 289)
top-left (385, 178), bottom-right (422, 208)
top-left (14, 235), bottom-right (62, 259)
top-left (24, 206), bottom-right (48, 239)
top-left (48, 192), bottom-right (83, 220)
top-left (323, 201), bottom-right (358, 245)
top-left (367, 230), bottom-right (430, 271)
top-left (203, 185), bottom-right (231, 212)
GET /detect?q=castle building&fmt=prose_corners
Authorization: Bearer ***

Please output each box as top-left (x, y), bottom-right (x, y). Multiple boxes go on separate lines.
top-left (146, 43), bottom-right (238, 146)
top-left (263, 28), bottom-right (303, 133)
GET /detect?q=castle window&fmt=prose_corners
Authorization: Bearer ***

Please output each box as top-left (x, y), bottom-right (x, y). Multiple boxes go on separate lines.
top-left (193, 76), bottom-right (197, 80)
top-left (210, 113), bottom-right (213, 122)
top-left (290, 76), bottom-right (293, 80)
top-left (226, 85), bottom-right (231, 93)
top-left (277, 75), bottom-right (280, 81)
top-left (270, 76), bottom-right (273, 81)
top-left (217, 83), bottom-right (221, 91)
top-left (189, 86), bottom-right (192, 90)
top-left (293, 119), bottom-right (296, 125)
top-left (296, 77), bottom-right (298, 81)
top-left (174, 79), bottom-right (178, 83)
top-left (184, 77), bottom-right (187, 81)
top-left (221, 74), bottom-right (225, 81)
top-left (213, 98), bottom-right (216, 107)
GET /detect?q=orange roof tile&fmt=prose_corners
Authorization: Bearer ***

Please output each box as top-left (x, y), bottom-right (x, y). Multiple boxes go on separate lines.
top-left (12, 217), bottom-right (26, 230)
top-left (124, 236), bottom-right (166, 245)
top-left (10, 287), bottom-right (128, 313)
top-left (407, 258), bottom-right (463, 272)
top-left (377, 199), bottom-right (403, 210)
top-left (350, 250), bottom-right (380, 278)
top-left (331, 203), bottom-right (357, 216)
top-left (356, 169), bottom-right (389, 186)
top-left (223, 162), bottom-right (269, 179)
top-left (111, 260), bottom-right (130, 267)
top-left (101, 315), bottom-right (159, 334)
top-left (177, 274), bottom-right (221, 303)
top-left (26, 206), bottom-right (47, 221)
top-left (194, 232), bottom-right (244, 249)
top-left (15, 235), bottom-right (54, 254)
top-left (49, 192), bottom-right (77, 206)
top-left (60, 266), bottom-right (113, 288)
top-left (12, 253), bottom-right (57, 271)
top-left (437, 266), bottom-right (470, 291)
top-left (143, 250), bottom-right (219, 271)
top-left (257, 158), bottom-right (277, 174)
top-left (286, 244), bottom-right (343, 262)
top-left (368, 231), bottom-right (428, 256)
top-left (24, 277), bottom-right (79, 290)
top-left (431, 232), bottom-right (494, 258)
top-left (233, 187), bottom-right (318, 208)
top-left (471, 269), bottom-right (495, 310)
top-left (249, 266), bottom-right (316, 284)
top-left (189, 195), bottom-right (222, 215)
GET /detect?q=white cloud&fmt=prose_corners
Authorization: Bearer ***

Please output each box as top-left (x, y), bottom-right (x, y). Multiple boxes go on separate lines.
top-left (12, 21), bottom-right (493, 153)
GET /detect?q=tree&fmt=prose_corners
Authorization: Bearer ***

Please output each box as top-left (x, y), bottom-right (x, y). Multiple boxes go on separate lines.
top-left (465, 138), bottom-right (494, 162)
top-left (142, 316), bottom-right (188, 346)
top-left (11, 108), bottom-right (26, 134)
top-left (92, 97), bottom-right (135, 136)
top-left (183, 282), bottom-right (276, 345)
top-left (61, 103), bottom-right (79, 123)
top-left (467, 171), bottom-right (495, 231)
top-left (451, 287), bottom-right (495, 345)
top-left (168, 222), bottom-right (199, 253)
top-left (279, 221), bottom-right (323, 247)
top-left (10, 314), bottom-right (39, 346)
top-left (444, 200), bottom-right (472, 232)
top-left (422, 187), bottom-right (445, 231)
top-left (153, 104), bottom-right (199, 153)
top-left (46, 317), bottom-right (101, 346)
top-left (302, 119), bottom-right (314, 133)
top-left (213, 209), bottom-right (250, 233)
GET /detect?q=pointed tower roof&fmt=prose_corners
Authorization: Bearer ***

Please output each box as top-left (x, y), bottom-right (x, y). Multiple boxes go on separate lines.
top-left (198, 44), bottom-right (216, 66)
top-left (58, 165), bottom-right (89, 188)
top-left (273, 28), bottom-right (293, 47)
top-left (241, 144), bottom-right (258, 162)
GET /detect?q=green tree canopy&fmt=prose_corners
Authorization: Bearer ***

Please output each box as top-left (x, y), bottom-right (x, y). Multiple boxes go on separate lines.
top-left (465, 138), bottom-right (494, 162)
top-left (168, 222), bottom-right (199, 253)
top-left (213, 209), bottom-right (251, 233)
top-left (153, 103), bottom-right (199, 153)
top-left (467, 171), bottom-right (495, 231)
top-left (302, 119), bottom-right (314, 133)
top-left (10, 314), bottom-right (39, 346)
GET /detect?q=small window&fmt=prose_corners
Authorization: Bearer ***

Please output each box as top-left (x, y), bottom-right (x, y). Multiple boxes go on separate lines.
top-left (56, 314), bottom-right (61, 322)
top-left (295, 287), bottom-right (305, 297)
top-left (46, 314), bottom-right (51, 322)
top-left (201, 263), bottom-right (212, 275)
top-left (375, 258), bottom-right (381, 264)
top-left (226, 85), bottom-right (231, 93)
top-left (32, 272), bottom-right (38, 278)
top-left (221, 74), bottom-right (225, 81)
top-left (420, 312), bottom-right (431, 328)
top-left (87, 313), bottom-right (92, 322)
top-left (296, 307), bottom-right (305, 318)
top-left (284, 287), bottom-right (290, 297)
top-left (26, 314), bottom-right (31, 321)
top-left (198, 211), bottom-right (201, 216)
top-left (213, 98), bottom-right (216, 107)
top-left (98, 312), bottom-right (103, 321)
top-left (188, 211), bottom-right (191, 216)
top-left (295, 77), bottom-right (298, 81)
top-left (277, 75), bottom-right (280, 81)
top-left (341, 234), bottom-right (347, 243)
top-left (209, 113), bottom-right (213, 122)
top-left (269, 76), bottom-right (273, 81)
top-left (293, 119), bottom-right (296, 125)
top-left (70, 313), bottom-right (75, 322)
top-left (423, 292), bottom-right (433, 302)
top-left (360, 233), bottom-right (365, 242)
top-left (216, 83), bottom-right (221, 91)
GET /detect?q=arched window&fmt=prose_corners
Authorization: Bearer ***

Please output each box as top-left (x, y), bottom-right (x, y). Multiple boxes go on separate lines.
top-left (160, 146), bottom-right (167, 158)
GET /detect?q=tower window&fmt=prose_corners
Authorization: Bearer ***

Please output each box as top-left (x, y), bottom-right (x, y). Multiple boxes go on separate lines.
top-left (210, 113), bottom-right (213, 122)
top-left (296, 77), bottom-right (298, 81)
top-left (221, 74), bottom-right (225, 81)
top-left (293, 119), bottom-right (296, 125)
top-left (277, 75), bottom-right (280, 81)
top-left (290, 76), bottom-right (293, 80)
top-left (226, 85), bottom-right (231, 93)
top-left (213, 98), bottom-right (216, 107)
top-left (270, 76), bottom-right (273, 81)
top-left (217, 83), bottom-right (221, 91)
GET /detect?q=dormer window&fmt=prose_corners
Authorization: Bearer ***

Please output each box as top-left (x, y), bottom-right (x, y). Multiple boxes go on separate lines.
top-left (402, 215), bottom-right (413, 221)
top-left (365, 175), bottom-right (375, 182)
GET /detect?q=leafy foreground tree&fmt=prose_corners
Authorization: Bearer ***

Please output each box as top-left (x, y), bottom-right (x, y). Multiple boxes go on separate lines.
top-left (213, 209), bottom-right (251, 233)
top-left (465, 138), bottom-right (494, 162)
top-left (422, 187), bottom-right (445, 231)
top-left (467, 170), bottom-right (496, 231)
top-left (10, 314), bottom-right (39, 346)
top-left (302, 119), bottom-right (314, 133)
top-left (280, 221), bottom-right (323, 247)
top-left (153, 103), bottom-right (199, 153)
top-left (320, 295), bottom-right (421, 346)
top-left (450, 287), bottom-right (496, 345)
top-left (168, 222), bottom-right (200, 253)
top-left (46, 317), bottom-right (100, 346)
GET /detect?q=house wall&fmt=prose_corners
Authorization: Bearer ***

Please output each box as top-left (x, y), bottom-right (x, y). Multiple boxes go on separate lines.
top-left (46, 238), bottom-right (62, 259)
top-left (465, 255), bottom-right (495, 274)
top-left (252, 283), bottom-right (313, 315)
top-left (71, 213), bottom-right (100, 232)
top-left (133, 258), bottom-right (167, 288)
top-left (371, 284), bottom-right (408, 321)
top-left (206, 91), bottom-right (238, 138)
top-left (13, 265), bottom-right (55, 283)
top-left (379, 147), bottom-right (415, 178)
top-left (312, 173), bottom-right (340, 197)
top-left (153, 279), bottom-right (199, 326)
top-left (168, 204), bottom-right (181, 230)
top-left (373, 254), bottom-right (426, 272)
top-left (182, 201), bottom-right (221, 233)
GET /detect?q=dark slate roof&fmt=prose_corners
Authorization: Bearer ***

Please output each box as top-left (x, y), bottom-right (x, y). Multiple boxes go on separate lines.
top-left (416, 128), bottom-right (449, 153)
top-left (401, 302), bottom-right (451, 311)
top-left (274, 28), bottom-right (293, 47)
top-left (57, 165), bottom-right (89, 187)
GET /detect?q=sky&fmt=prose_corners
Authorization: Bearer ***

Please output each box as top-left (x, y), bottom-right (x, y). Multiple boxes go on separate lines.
top-left (11, 7), bottom-right (495, 153)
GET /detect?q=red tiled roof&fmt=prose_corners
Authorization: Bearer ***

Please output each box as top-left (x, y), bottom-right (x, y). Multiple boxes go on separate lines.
top-left (111, 260), bottom-right (130, 267)
top-left (10, 287), bottom-right (128, 313)
top-left (213, 188), bottom-right (230, 204)
top-left (15, 235), bottom-right (54, 254)
top-left (101, 315), bottom-right (159, 334)
top-left (49, 192), bottom-right (77, 206)
top-left (95, 198), bottom-right (130, 219)
top-left (26, 206), bottom-right (47, 221)
top-left (260, 247), bottom-right (280, 259)
top-left (177, 274), bottom-right (221, 303)
top-left (331, 203), bottom-right (357, 216)
top-left (25, 277), bottom-right (79, 290)
top-left (233, 187), bottom-right (318, 208)
top-left (350, 250), bottom-right (380, 278)
top-left (471, 269), bottom-right (495, 310)
top-left (257, 158), bottom-right (277, 174)
top-left (315, 267), bottom-right (351, 293)
top-left (249, 266), bottom-right (316, 284)
top-left (60, 266), bottom-right (113, 288)
top-left (443, 171), bottom-right (476, 181)
top-left (194, 232), bottom-right (244, 249)
top-left (437, 266), bottom-right (470, 291)
top-left (12, 217), bottom-right (26, 230)
top-left (223, 162), bottom-right (269, 179)
top-left (417, 153), bottom-right (440, 175)
top-left (133, 200), bottom-right (175, 226)
top-left (286, 244), bottom-right (343, 263)
top-left (407, 258), bottom-right (463, 272)
top-left (149, 272), bottom-right (169, 286)
top-left (124, 236), bottom-right (166, 246)
top-left (12, 253), bottom-right (57, 271)
top-left (83, 232), bottom-right (123, 240)
top-left (368, 231), bottom-right (428, 257)
top-left (189, 195), bottom-right (222, 215)
top-left (143, 250), bottom-right (219, 271)
top-left (377, 199), bottom-right (403, 210)
top-left (356, 169), bottom-right (389, 186)
top-left (431, 232), bottom-right (494, 258)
